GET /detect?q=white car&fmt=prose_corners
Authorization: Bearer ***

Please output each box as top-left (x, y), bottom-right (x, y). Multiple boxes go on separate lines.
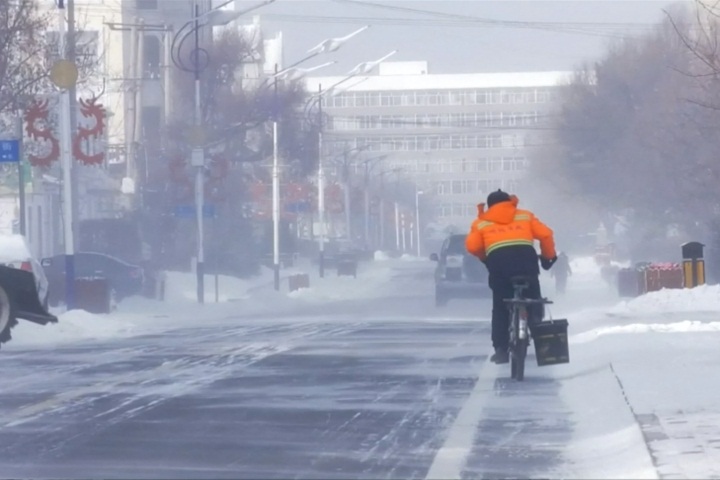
top-left (0, 234), bottom-right (56, 346)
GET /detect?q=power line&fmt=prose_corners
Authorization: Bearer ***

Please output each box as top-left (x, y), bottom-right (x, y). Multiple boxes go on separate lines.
top-left (260, 0), bottom-right (677, 40)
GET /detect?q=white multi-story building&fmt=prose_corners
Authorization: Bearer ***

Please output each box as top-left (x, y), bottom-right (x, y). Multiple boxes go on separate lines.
top-left (306, 62), bottom-right (571, 228)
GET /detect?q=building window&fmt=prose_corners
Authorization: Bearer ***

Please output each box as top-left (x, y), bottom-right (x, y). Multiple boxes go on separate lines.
top-left (136, 0), bottom-right (158, 9)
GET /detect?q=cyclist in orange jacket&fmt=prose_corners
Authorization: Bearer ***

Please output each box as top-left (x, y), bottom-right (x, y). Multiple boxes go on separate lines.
top-left (465, 189), bottom-right (557, 364)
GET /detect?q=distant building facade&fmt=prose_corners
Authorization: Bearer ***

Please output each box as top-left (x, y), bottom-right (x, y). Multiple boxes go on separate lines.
top-left (306, 62), bottom-right (570, 227)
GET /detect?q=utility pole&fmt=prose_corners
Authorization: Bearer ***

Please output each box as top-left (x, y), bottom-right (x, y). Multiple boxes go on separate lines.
top-left (127, 21), bottom-right (138, 183)
top-left (272, 64), bottom-right (280, 291)
top-left (54, 0), bottom-right (78, 309)
top-left (192, 0), bottom-right (206, 303)
top-left (317, 85), bottom-right (325, 278)
top-left (67, 0), bottom-right (80, 251)
top-left (363, 164), bottom-right (370, 249)
top-left (14, 115), bottom-right (26, 236)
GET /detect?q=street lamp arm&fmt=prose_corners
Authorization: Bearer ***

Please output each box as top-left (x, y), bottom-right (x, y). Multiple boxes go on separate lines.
top-left (306, 25), bottom-right (370, 55)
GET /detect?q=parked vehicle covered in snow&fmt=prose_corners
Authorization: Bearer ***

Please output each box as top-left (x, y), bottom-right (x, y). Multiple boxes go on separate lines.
top-left (0, 235), bottom-right (57, 347)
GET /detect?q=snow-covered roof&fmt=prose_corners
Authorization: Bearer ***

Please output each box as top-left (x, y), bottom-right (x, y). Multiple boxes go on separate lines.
top-left (305, 69), bottom-right (574, 93)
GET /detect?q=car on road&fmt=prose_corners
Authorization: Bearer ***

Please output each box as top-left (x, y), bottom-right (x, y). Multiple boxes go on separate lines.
top-left (42, 252), bottom-right (145, 307)
top-left (0, 234), bottom-right (57, 346)
top-left (430, 233), bottom-right (491, 306)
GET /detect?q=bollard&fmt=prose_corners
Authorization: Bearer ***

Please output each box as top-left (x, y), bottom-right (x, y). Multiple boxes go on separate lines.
top-left (681, 241), bottom-right (705, 288)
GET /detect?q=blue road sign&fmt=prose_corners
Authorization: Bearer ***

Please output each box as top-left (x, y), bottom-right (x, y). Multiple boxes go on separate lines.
top-left (174, 204), bottom-right (216, 219)
top-left (0, 140), bottom-right (20, 163)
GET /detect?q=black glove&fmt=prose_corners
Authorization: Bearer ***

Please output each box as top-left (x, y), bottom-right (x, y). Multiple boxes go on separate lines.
top-left (540, 255), bottom-right (557, 271)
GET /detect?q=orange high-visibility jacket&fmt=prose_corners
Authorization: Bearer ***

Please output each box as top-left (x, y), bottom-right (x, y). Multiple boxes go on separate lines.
top-left (465, 196), bottom-right (556, 262)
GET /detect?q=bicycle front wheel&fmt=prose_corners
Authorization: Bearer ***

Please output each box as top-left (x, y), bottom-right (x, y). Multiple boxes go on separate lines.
top-left (511, 339), bottom-right (527, 381)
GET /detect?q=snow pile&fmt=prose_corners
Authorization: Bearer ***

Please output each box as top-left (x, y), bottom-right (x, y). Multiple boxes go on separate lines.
top-left (610, 284), bottom-right (720, 315)
top-left (0, 234), bottom-right (32, 262)
top-left (9, 309), bottom-right (138, 347)
top-left (374, 250), bottom-right (390, 261)
top-left (287, 263), bottom-right (394, 302)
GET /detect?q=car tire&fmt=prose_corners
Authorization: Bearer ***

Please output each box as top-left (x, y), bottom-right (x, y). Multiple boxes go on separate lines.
top-left (435, 287), bottom-right (448, 307)
top-left (0, 284), bottom-right (18, 346)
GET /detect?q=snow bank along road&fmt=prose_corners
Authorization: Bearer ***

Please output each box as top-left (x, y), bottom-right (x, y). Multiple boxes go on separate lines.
top-left (0, 260), bottom-right (689, 479)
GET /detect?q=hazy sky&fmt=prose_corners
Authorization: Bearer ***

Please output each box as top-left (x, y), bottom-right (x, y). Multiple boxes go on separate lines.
top-left (234, 0), bottom-right (685, 75)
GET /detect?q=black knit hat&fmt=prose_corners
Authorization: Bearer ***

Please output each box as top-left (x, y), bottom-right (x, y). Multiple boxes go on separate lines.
top-left (487, 189), bottom-right (511, 208)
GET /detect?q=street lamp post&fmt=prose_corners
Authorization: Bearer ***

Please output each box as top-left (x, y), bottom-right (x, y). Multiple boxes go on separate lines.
top-left (53, 0), bottom-right (79, 309)
top-left (304, 50), bottom-right (395, 275)
top-left (316, 85), bottom-right (326, 278)
top-left (394, 202), bottom-right (400, 252)
top-left (265, 30), bottom-right (376, 283)
top-left (191, 1), bottom-right (205, 304)
top-left (272, 118), bottom-right (280, 290)
top-left (415, 188), bottom-right (423, 257)
top-left (170, 0), bottom-right (260, 303)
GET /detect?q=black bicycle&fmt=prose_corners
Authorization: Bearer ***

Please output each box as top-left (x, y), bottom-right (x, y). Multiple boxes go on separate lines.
top-left (503, 276), bottom-right (553, 381)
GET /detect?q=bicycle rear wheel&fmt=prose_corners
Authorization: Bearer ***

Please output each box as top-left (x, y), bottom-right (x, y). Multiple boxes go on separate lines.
top-left (510, 309), bottom-right (528, 381)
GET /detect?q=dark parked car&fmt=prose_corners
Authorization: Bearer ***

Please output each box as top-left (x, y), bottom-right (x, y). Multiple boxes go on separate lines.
top-left (42, 252), bottom-right (144, 307)
top-left (430, 234), bottom-right (491, 306)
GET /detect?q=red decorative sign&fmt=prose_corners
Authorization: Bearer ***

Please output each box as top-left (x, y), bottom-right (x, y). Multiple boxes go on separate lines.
top-left (325, 183), bottom-right (344, 214)
top-left (24, 100), bottom-right (60, 168)
top-left (168, 155), bottom-right (192, 201)
top-left (73, 97), bottom-right (106, 166)
top-left (24, 97), bottom-right (107, 168)
top-left (205, 155), bottom-right (229, 202)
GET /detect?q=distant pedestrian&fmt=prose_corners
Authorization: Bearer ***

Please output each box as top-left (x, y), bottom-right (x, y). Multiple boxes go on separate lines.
top-left (551, 252), bottom-right (572, 294)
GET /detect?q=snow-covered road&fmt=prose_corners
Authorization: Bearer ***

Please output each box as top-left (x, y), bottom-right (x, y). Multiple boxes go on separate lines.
top-left (1, 257), bottom-right (719, 478)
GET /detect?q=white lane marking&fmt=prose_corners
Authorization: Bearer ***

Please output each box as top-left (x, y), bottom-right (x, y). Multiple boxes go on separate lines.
top-left (425, 357), bottom-right (499, 480)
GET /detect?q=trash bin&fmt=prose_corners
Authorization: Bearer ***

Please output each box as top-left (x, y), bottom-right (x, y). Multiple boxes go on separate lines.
top-left (617, 268), bottom-right (643, 297)
top-left (336, 254), bottom-right (357, 278)
top-left (532, 319), bottom-right (569, 366)
top-left (74, 277), bottom-right (111, 314)
top-left (288, 273), bottom-right (310, 292)
top-left (681, 241), bottom-right (706, 287)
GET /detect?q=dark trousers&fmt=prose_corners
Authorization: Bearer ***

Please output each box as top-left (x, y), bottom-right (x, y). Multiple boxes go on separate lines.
top-left (490, 274), bottom-right (542, 350)
top-left (486, 245), bottom-right (543, 351)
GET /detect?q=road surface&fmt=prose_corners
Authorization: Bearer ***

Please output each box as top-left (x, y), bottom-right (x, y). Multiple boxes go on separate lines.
top-left (0, 262), bottom-right (571, 479)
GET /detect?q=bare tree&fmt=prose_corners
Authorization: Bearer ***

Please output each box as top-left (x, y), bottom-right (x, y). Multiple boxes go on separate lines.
top-left (0, 0), bottom-right (51, 115)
